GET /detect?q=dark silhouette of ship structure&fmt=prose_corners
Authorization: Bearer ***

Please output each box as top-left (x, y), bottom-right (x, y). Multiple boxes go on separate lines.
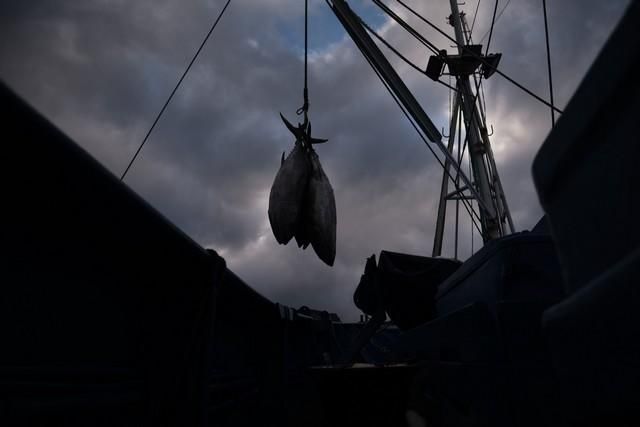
top-left (1, 2), bottom-right (639, 426)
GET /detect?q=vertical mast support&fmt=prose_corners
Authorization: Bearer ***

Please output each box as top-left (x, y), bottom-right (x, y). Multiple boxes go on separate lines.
top-left (433, 90), bottom-right (460, 257)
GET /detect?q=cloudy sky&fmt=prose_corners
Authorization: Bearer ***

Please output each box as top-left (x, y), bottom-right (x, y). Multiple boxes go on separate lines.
top-left (0, 0), bottom-right (630, 320)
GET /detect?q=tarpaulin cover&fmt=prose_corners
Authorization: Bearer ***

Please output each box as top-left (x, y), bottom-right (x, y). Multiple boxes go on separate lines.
top-left (354, 251), bottom-right (461, 330)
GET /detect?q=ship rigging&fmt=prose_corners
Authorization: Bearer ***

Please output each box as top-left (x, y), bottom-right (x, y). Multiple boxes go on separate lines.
top-left (118, 0), bottom-right (561, 261)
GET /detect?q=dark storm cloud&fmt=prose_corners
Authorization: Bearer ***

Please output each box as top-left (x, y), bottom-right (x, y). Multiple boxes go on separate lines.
top-left (0, 0), bottom-right (630, 320)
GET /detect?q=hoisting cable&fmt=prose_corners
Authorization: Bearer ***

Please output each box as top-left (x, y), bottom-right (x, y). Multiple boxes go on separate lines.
top-left (281, 0), bottom-right (328, 148)
top-left (120, 0), bottom-right (232, 181)
top-left (296, 0), bottom-right (310, 118)
top-left (542, 0), bottom-right (556, 126)
top-left (391, 0), bottom-right (563, 115)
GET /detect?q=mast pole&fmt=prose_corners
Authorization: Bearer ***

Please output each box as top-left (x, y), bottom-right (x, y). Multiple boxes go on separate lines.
top-left (448, 0), bottom-right (503, 241)
top-left (461, 11), bottom-right (515, 234)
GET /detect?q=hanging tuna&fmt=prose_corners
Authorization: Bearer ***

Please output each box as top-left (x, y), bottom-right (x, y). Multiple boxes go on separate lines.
top-left (270, 0), bottom-right (336, 265)
top-left (268, 113), bottom-right (336, 266)
top-left (268, 141), bottom-right (310, 245)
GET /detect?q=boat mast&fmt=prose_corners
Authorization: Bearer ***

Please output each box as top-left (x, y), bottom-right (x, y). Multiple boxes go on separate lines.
top-left (328, 0), bottom-right (486, 214)
top-left (327, 0), bottom-right (513, 257)
top-left (432, 0), bottom-right (514, 256)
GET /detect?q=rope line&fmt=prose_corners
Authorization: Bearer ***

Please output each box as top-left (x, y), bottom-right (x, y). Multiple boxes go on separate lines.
top-left (298, 0), bottom-right (310, 116)
top-left (120, 0), bottom-right (232, 181)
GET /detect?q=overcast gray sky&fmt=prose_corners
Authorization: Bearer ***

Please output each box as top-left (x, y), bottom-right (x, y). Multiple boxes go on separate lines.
top-left (0, 0), bottom-right (630, 320)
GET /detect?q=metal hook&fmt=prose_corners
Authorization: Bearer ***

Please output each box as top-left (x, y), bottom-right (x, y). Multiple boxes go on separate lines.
top-left (442, 126), bottom-right (449, 138)
top-left (280, 112), bottom-right (328, 147)
top-left (488, 124), bottom-right (494, 136)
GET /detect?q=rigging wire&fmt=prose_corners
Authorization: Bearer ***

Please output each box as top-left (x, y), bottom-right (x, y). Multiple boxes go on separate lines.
top-left (469, 0), bottom-right (482, 38)
top-left (479, 0), bottom-right (513, 43)
top-left (372, 0), bottom-right (440, 56)
top-left (484, 0), bottom-right (499, 56)
top-left (120, 0), bottom-right (232, 181)
top-left (391, 0), bottom-right (563, 115)
top-left (542, 0), bottom-right (556, 126)
top-left (358, 17), bottom-right (458, 92)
